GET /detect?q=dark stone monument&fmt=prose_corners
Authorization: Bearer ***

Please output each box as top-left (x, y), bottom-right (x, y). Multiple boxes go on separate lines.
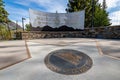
top-left (44, 49), bottom-right (93, 75)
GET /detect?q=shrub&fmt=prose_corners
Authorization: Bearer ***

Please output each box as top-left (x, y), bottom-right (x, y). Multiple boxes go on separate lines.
top-left (0, 25), bottom-right (12, 40)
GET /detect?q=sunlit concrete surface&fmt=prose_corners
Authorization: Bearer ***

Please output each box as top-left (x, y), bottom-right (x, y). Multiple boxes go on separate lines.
top-left (0, 40), bottom-right (30, 70)
top-left (0, 38), bottom-right (120, 80)
top-left (96, 39), bottom-right (120, 59)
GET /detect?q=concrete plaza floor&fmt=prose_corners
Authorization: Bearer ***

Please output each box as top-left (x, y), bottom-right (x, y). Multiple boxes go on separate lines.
top-left (97, 39), bottom-right (120, 59)
top-left (0, 38), bottom-right (120, 80)
top-left (0, 40), bottom-right (30, 70)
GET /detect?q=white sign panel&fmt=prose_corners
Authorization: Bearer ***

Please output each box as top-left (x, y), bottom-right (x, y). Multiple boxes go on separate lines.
top-left (29, 9), bottom-right (85, 29)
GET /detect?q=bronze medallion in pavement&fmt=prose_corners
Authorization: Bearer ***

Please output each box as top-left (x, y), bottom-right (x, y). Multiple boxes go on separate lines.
top-left (44, 49), bottom-right (93, 75)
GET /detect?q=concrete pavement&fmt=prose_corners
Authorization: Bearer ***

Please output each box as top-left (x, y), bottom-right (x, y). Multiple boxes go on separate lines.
top-left (0, 38), bottom-right (120, 80)
top-left (0, 40), bottom-right (31, 70)
top-left (96, 39), bottom-right (120, 59)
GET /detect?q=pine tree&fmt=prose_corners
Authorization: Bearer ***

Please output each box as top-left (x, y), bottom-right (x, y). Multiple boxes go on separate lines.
top-left (66, 0), bottom-right (111, 28)
top-left (102, 0), bottom-right (107, 10)
top-left (94, 3), bottom-right (111, 27)
top-left (0, 0), bottom-right (10, 40)
top-left (0, 0), bottom-right (9, 23)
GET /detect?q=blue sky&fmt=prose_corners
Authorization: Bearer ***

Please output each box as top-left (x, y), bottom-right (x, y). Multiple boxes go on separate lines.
top-left (4, 0), bottom-right (120, 27)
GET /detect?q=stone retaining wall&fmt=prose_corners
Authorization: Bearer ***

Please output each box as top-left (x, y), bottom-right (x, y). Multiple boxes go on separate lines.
top-left (21, 31), bottom-right (84, 40)
top-left (16, 26), bottom-right (120, 40)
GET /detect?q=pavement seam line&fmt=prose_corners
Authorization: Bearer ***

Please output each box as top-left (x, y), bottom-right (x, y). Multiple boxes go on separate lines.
top-left (94, 39), bottom-right (103, 55)
top-left (0, 58), bottom-right (29, 70)
top-left (0, 40), bottom-right (31, 70)
top-left (95, 39), bottom-right (120, 60)
top-left (25, 40), bottom-right (32, 58)
top-left (103, 54), bottom-right (120, 60)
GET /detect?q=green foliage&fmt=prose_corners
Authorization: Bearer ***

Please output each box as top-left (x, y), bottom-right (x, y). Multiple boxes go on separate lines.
top-left (25, 24), bottom-right (31, 31)
top-left (0, 25), bottom-right (11, 40)
top-left (0, 0), bottom-right (11, 40)
top-left (94, 5), bottom-right (111, 27)
top-left (0, 0), bottom-right (9, 23)
top-left (66, 0), bottom-right (111, 28)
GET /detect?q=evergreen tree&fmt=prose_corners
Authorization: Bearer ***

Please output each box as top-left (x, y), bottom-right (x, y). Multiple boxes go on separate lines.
top-left (66, 0), bottom-right (111, 28)
top-left (102, 0), bottom-right (107, 10)
top-left (94, 4), bottom-right (111, 27)
top-left (0, 0), bottom-right (10, 40)
top-left (0, 0), bottom-right (9, 23)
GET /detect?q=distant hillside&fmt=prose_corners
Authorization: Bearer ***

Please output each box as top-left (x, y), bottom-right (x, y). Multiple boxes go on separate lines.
top-left (8, 22), bottom-right (22, 30)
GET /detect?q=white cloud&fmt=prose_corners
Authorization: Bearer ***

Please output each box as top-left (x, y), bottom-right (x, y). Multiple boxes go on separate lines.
top-left (5, 5), bottom-right (29, 28)
top-left (99, 0), bottom-right (120, 25)
top-left (109, 11), bottom-right (120, 25)
top-left (34, 0), bottom-right (67, 13)
top-left (8, 0), bottom-right (68, 27)
top-left (13, 0), bottom-right (32, 6)
top-left (15, 0), bottom-right (67, 13)
top-left (7, 7), bottom-right (28, 18)
top-left (6, 0), bottom-right (120, 27)
top-left (98, 0), bottom-right (120, 9)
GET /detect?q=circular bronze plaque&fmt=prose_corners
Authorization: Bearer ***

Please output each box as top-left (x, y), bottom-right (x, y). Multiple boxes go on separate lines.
top-left (44, 49), bottom-right (93, 75)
